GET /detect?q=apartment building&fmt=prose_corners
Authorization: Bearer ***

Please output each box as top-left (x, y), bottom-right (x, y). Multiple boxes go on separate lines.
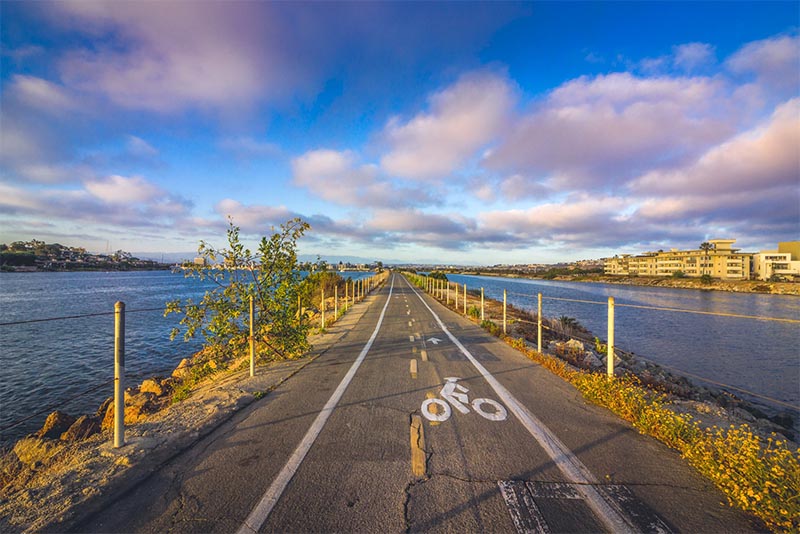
top-left (753, 241), bottom-right (800, 281)
top-left (604, 239), bottom-right (753, 280)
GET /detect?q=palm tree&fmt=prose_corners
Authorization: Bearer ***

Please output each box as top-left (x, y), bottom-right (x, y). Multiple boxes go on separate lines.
top-left (699, 242), bottom-right (714, 277)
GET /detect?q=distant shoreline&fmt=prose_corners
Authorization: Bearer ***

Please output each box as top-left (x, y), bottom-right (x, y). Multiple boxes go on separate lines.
top-left (451, 271), bottom-right (800, 296)
top-left (0, 265), bottom-right (173, 273)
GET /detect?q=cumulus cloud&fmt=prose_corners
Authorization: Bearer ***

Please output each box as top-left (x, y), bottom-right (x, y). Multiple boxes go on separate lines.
top-left (631, 98), bottom-right (800, 195)
top-left (51, 2), bottom-right (301, 113)
top-left (6, 75), bottom-right (80, 114)
top-left (292, 148), bottom-right (436, 208)
top-left (726, 34), bottom-right (800, 96)
top-left (672, 43), bottom-right (716, 72)
top-left (84, 175), bottom-right (164, 204)
top-left (484, 73), bottom-right (732, 190)
top-left (380, 71), bottom-right (516, 180)
top-left (0, 178), bottom-right (192, 229)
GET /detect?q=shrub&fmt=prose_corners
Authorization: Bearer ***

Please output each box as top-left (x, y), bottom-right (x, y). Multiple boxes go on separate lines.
top-left (166, 218), bottom-right (311, 362)
top-left (480, 320), bottom-right (502, 337)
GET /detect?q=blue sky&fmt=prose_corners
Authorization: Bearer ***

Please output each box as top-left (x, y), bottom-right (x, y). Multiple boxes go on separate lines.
top-left (1, 1), bottom-right (798, 264)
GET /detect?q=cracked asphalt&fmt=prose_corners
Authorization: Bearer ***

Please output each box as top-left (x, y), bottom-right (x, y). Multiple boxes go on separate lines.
top-left (71, 274), bottom-right (764, 533)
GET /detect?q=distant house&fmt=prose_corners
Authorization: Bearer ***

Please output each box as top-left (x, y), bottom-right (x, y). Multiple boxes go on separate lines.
top-left (193, 257), bottom-right (207, 267)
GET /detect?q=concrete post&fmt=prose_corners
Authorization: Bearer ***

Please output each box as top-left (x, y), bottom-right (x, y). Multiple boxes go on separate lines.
top-left (455, 283), bottom-right (459, 309)
top-left (537, 293), bottom-right (542, 354)
top-left (321, 287), bottom-right (325, 330)
top-left (463, 284), bottom-right (467, 314)
top-left (481, 288), bottom-right (485, 321)
top-left (503, 289), bottom-right (507, 334)
top-left (335, 285), bottom-right (338, 319)
top-left (114, 301), bottom-right (125, 448)
top-left (446, 282), bottom-right (450, 304)
top-left (607, 296), bottom-right (615, 377)
top-left (249, 296), bottom-right (255, 377)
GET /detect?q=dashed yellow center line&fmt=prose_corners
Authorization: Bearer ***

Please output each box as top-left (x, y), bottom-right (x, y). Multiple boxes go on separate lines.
top-left (410, 359), bottom-right (417, 379)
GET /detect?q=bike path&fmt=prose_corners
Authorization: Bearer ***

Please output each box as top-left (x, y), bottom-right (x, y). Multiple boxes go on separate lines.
top-left (70, 280), bottom-right (399, 533)
top-left (71, 274), bottom-right (763, 532)
top-left (400, 274), bottom-right (763, 533)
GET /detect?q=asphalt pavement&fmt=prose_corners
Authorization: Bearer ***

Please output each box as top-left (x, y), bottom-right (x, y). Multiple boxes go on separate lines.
top-left (71, 273), bottom-right (764, 533)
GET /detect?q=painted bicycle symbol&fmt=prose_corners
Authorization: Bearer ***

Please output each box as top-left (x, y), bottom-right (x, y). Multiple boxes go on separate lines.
top-left (421, 377), bottom-right (508, 422)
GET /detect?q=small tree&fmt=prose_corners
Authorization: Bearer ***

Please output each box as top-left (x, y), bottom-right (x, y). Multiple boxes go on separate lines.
top-left (165, 218), bottom-right (311, 362)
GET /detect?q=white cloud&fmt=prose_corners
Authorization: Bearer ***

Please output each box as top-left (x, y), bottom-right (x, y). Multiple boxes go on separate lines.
top-left (84, 175), bottom-right (164, 204)
top-left (485, 73), bottom-right (732, 189)
top-left (726, 34), bottom-right (800, 96)
top-left (214, 199), bottom-right (295, 232)
top-left (631, 98), bottom-right (800, 195)
top-left (380, 71), bottom-right (516, 180)
top-left (7, 75), bottom-right (80, 114)
top-left (292, 148), bottom-right (436, 208)
top-left (126, 136), bottom-right (159, 159)
top-left (52, 2), bottom-right (296, 113)
top-left (672, 43), bottom-right (716, 72)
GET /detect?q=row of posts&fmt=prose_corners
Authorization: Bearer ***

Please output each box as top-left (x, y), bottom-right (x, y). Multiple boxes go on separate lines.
top-left (111, 275), bottom-right (383, 448)
top-left (320, 275), bottom-right (379, 330)
top-left (419, 275), bottom-right (616, 378)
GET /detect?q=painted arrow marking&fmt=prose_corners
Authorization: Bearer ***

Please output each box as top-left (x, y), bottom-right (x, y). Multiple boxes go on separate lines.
top-left (427, 337), bottom-right (443, 345)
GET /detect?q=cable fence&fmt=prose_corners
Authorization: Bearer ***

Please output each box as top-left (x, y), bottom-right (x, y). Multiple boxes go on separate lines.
top-left (0, 271), bottom-right (389, 447)
top-left (407, 272), bottom-right (800, 415)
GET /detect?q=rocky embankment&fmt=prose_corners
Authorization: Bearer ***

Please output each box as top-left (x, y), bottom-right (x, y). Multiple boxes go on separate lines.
top-left (461, 271), bottom-right (800, 296)
top-left (493, 297), bottom-right (799, 441)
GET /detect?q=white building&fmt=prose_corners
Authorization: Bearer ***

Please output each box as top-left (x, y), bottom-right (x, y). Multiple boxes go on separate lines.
top-left (753, 241), bottom-right (800, 281)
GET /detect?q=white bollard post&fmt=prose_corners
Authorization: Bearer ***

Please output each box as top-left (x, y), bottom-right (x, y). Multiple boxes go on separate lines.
top-left (463, 284), bottom-right (467, 314)
top-left (481, 288), bottom-right (485, 321)
top-left (114, 301), bottom-right (125, 448)
top-left (335, 285), bottom-right (338, 319)
top-left (249, 296), bottom-right (255, 377)
top-left (503, 289), bottom-right (507, 334)
top-left (607, 296), bottom-right (615, 377)
top-left (537, 293), bottom-right (542, 354)
top-left (321, 287), bottom-right (325, 330)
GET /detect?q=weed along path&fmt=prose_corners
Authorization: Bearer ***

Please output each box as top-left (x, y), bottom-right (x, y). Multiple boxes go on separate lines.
top-left (70, 273), bottom-right (764, 533)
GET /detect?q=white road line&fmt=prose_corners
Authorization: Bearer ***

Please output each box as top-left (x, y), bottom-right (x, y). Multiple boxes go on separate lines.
top-left (402, 276), bottom-right (637, 534)
top-left (237, 276), bottom-right (396, 534)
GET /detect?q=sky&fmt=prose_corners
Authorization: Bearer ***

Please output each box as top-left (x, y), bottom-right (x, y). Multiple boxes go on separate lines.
top-left (1, 1), bottom-right (798, 265)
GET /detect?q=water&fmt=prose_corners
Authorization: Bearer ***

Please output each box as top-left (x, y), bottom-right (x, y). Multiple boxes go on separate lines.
top-left (0, 270), bottom-right (375, 445)
top-left (445, 274), bottom-right (800, 414)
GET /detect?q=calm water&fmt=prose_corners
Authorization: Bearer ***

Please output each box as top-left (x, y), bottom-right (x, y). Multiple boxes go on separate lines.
top-left (446, 274), bottom-right (800, 414)
top-left (0, 270), bottom-right (375, 445)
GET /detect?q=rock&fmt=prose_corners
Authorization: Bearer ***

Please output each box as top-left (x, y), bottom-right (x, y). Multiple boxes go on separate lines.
top-left (101, 392), bottom-right (159, 431)
top-left (140, 378), bottom-right (163, 396)
top-left (565, 339), bottom-right (584, 352)
top-left (159, 378), bottom-right (176, 394)
top-left (35, 411), bottom-right (76, 440)
top-left (583, 351), bottom-right (603, 369)
top-left (172, 358), bottom-right (191, 380)
top-left (13, 437), bottom-right (63, 467)
top-left (96, 397), bottom-right (113, 418)
top-left (60, 415), bottom-right (101, 442)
